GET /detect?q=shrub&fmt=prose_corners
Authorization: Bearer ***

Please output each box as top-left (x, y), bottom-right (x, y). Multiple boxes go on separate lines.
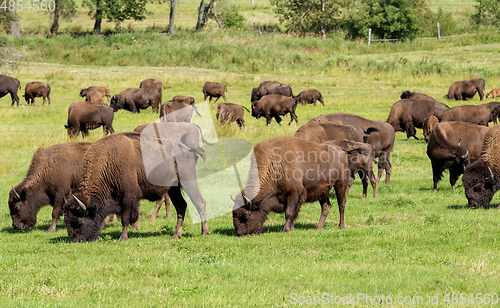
top-left (218, 5), bottom-right (245, 29)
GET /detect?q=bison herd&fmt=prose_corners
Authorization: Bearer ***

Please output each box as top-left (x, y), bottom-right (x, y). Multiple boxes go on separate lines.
top-left (4, 74), bottom-right (500, 242)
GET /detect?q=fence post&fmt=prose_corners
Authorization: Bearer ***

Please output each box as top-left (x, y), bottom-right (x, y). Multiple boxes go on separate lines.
top-left (437, 23), bottom-right (440, 40)
top-left (368, 28), bottom-right (371, 46)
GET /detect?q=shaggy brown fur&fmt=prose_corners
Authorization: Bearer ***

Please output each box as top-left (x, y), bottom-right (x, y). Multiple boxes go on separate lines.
top-left (79, 86), bottom-right (111, 104)
top-left (444, 78), bottom-right (485, 101)
top-left (216, 102), bottom-right (249, 130)
top-left (203, 82), bottom-right (227, 103)
top-left (85, 90), bottom-right (104, 105)
top-left (400, 91), bottom-right (436, 101)
top-left (140, 79), bottom-right (164, 103)
top-left (251, 81), bottom-right (293, 102)
top-left (294, 121), bottom-right (368, 144)
top-left (422, 116), bottom-right (439, 142)
top-left (24, 81), bottom-right (51, 106)
top-left (441, 105), bottom-right (491, 126)
top-left (295, 89), bottom-right (324, 106)
top-left (65, 101), bottom-right (115, 138)
top-left (110, 88), bottom-right (161, 113)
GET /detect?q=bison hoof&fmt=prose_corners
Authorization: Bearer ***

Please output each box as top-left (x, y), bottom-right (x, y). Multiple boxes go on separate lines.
top-left (338, 223), bottom-right (345, 229)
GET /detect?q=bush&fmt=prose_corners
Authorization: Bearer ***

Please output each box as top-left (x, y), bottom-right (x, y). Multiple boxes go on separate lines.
top-left (218, 5), bottom-right (245, 29)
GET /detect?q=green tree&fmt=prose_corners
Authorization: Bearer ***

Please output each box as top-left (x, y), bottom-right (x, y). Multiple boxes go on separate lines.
top-left (349, 0), bottom-right (432, 40)
top-left (82, 0), bottom-right (148, 34)
top-left (473, 0), bottom-right (500, 25)
top-left (50, 0), bottom-right (77, 37)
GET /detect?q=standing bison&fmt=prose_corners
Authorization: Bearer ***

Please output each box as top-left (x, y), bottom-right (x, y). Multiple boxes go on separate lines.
top-left (426, 122), bottom-right (489, 191)
top-left (140, 78), bottom-right (164, 103)
top-left (295, 89), bottom-right (324, 106)
top-left (251, 81), bottom-right (293, 102)
top-left (160, 96), bottom-right (200, 123)
top-left (232, 135), bottom-right (351, 236)
top-left (203, 81), bottom-right (227, 103)
top-left (444, 78), bottom-right (485, 101)
top-left (386, 99), bottom-right (449, 140)
top-left (440, 104), bottom-right (493, 126)
top-left (80, 86), bottom-right (111, 104)
top-left (251, 94), bottom-right (298, 125)
top-left (312, 113), bottom-right (395, 184)
top-left (62, 132), bottom-right (209, 242)
top-left (85, 90), bottom-right (104, 105)
top-left (24, 82), bottom-right (51, 106)
top-left (110, 88), bottom-right (161, 113)
top-left (0, 75), bottom-right (20, 106)
top-left (462, 125), bottom-right (500, 208)
top-left (9, 142), bottom-right (91, 232)
top-left (216, 102), bottom-right (249, 130)
top-left (65, 101), bottom-right (115, 138)
top-left (294, 121), bottom-right (376, 144)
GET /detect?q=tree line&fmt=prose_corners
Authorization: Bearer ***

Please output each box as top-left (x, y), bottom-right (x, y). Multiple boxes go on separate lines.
top-left (1, 0), bottom-right (499, 38)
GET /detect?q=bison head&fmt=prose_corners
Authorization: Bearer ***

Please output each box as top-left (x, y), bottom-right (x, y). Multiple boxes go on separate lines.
top-left (251, 88), bottom-right (260, 102)
top-left (109, 95), bottom-right (122, 112)
top-left (251, 101), bottom-right (262, 119)
top-left (231, 193), bottom-right (266, 236)
top-left (79, 89), bottom-right (87, 98)
top-left (63, 194), bottom-right (102, 242)
top-left (400, 91), bottom-right (412, 99)
top-left (8, 187), bottom-right (37, 230)
top-left (462, 161), bottom-right (500, 208)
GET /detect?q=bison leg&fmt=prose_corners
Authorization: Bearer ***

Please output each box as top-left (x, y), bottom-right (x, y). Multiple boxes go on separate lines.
top-left (49, 193), bottom-right (65, 233)
top-left (42, 96), bottom-right (46, 106)
top-left (345, 175), bottom-right (355, 196)
top-left (333, 182), bottom-right (347, 229)
top-left (168, 186), bottom-right (187, 239)
top-left (213, 96), bottom-right (221, 104)
top-left (181, 181), bottom-right (209, 236)
top-left (118, 192), bottom-right (141, 241)
top-left (315, 197), bottom-right (332, 230)
top-left (377, 152), bottom-right (392, 184)
top-left (283, 191), bottom-right (302, 232)
top-left (318, 97), bottom-right (325, 106)
top-left (288, 112), bottom-right (298, 125)
top-left (359, 170), bottom-right (369, 199)
top-left (237, 119), bottom-right (245, 130)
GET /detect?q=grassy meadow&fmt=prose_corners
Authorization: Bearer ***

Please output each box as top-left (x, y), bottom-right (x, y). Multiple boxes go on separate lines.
top-left (2, 2), bottom-right (500, 306)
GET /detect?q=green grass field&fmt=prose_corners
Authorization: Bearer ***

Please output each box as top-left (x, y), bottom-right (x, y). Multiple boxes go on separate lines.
top-left (2, 2), bottom-right (500, 307)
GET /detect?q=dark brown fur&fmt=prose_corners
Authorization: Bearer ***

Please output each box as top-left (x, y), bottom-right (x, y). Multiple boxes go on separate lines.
top-left (203, 82), bottom-right (227, 103)
top-left (295, 89), bottom-right (324, 106)
top-left (65, 101), bottom-right (115, 138)
top-left (294, 121), bottom-right (368, 144)
top-left (441, 105), bottom-right (491, 126)
top-left (85, 90), bottom-right (104, 105)
top-left (216, 102), bottom-right (249, 130)
top-left (79, 86), bottom-right (111, 104)
top-left (251, 94), bottom-right (298, 125)
top-left (444, 78), bottom-right (485, 101)
top-left (160, 98), bottom-right (199, 123)
top-left (422, 116), bottom-right (439, 143)
top-left (400, 91), bottom-right (436, 101)
top-left (9, 142), bottom-right (91, 232)
top-left (24, 82), bottom-right (51, 106)
top-left (251, 81), bottom-right (293, 102)
top-left (232, 136), bottom-right (350, 236)
top-left (110, 88), bottom-right (161, 113)
top-left (0, 74), bottom-right (20, 106)
top-left (139, 79), bottom-right (164, 103)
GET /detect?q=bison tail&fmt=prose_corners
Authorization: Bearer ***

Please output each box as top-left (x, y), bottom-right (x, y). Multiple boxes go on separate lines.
top-left (242, 106), bottom-right (250, 113)
top-left (364, 127), bottom-right (381, 134)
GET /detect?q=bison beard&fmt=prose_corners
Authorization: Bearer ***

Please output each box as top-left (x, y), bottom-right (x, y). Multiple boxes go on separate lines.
top-left (232, 136), bottom-right (350, 236)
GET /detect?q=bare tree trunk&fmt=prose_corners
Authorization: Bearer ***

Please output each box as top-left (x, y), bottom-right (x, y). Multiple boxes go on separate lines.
top-left (195, 0), bottom-right (209, 31)
top-left (6, 10), bottom-right (20, 38)
top-left (93, 0), bottom-right (102, 34)
top-left (320, 0), bottom-right (325, 38)
top-left (167, 0), bottom-right (176, 34)
top-left (50, 0), bottom-right (61, 37)
top-left (212, 0), bottom-right (222, 28)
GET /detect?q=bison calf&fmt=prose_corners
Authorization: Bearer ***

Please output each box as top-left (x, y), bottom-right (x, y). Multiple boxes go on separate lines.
top-left (232, 135), bottom-right (351, 236)
top-left (486, 88), bottom-right (500, 99)
top-left (295, 89), bottom-right (324, 106)
top-left (203, 81), bottom-right (227, 103)
top-left (24, 82), bottom-right (51, 106)
top-left (85, 90), bottom-right (104, 105)
top-left (80, 86), bottom-right (111, 104)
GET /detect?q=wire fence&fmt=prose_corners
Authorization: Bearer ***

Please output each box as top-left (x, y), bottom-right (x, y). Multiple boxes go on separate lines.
top-left (367, 23), bottom-right (472, 45)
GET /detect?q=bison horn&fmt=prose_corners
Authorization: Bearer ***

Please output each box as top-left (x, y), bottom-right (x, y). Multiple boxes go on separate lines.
top-left (72, 194), bottom-right (87, 212)
top-left (230, 195), bottom-right (236, 202)
top-left (486, 167), bottom-right (494, 183)
top-left (458, 138), bottom-right (462, 146)
top-left (63, 195), bottom-right (67, 203)
top-left (243, 194), bottom-right (251, 205)
top-left (12, 186), bottom-right (20, 200)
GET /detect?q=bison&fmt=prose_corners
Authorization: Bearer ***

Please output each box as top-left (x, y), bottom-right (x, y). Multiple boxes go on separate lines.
top-left (422, 116), bottom-right (440, 143)
top-left (462, 125), bottom-right (500, 208)
top-left (479, 102), bottom-right (500, 124)
top-left (440, 104), bottom-right (492, 126)
top-left (85, 90), bottom-right (104, 105)
top-left (251, 94), bottom-right (298, 125)
top-left (251, 81), bottom-right (293, 102)
top-left (386, 99), bottom-right (449, 140)
top-left (203, 82), bottom-right (227, 103)
top-left (62, 132), bottom-right (209, 242)
top-left (486, 88), bottom-right (500, 99)
top-left (322, 140), bottom-right (377, 198)
top-left (110, 88), bottom-right (161, 113)
top-left (400, 90), bottom-right (436, 101)
top-left (444, 78), bottom-right (485, 101)
top-left (294, 121), bottom-right (377, 144)
top-left (79, 86), bottom-right (111, 104)
top-left (216, 102), bottom-right (249, 130)
top-left (0, 75), bottom-right (20, 106)
top-left (426, 122), bottom-right (489, 191)
top-left (311, 113), bottom-right (395, 184)
top-left (24, 81), bottom-right (51, 106)
top-left (232, 135), bottom-right (351, 236)
top-left (295, 89), bottom-right (324, 106)
top-left (65, 101), bottom-right (115, 138)
top-left (9, 142), bottom-right (91, 232)
top-left (160, 98), bottom-right (200, 123)
top-left (139, 78), bottom-right (164, 103)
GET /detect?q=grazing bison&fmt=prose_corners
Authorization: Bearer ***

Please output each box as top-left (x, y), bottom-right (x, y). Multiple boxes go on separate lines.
top-left (216, 102), bottom-right (249, 130)
top-left (462, 125), bottom-right (500, 208)
top-left (322, 140), bottom-right (377, 198)
top-left (386, 99), bottom-right (449, 140)
top-left (85, 90), bottom-right (104, 105)
top-left (312, 113), bottom-right (395, 184)
top-left (251, 94), bottom-right (298, 125)
top-left (232, 135), bottom-right (351, 236)
top-left (251, 81), bottom-right (293, 102)
top-left (9, 142), bottom-right (91, 232)
top-left (65, 101), bottom-right (115, 138)
top-left (294, 121), bottom-right (377, 144)
top-left (400, 90), bottom-right (436, 101)
top-left (479, 102), bottom-right (500, 124)
top-left (134, 122), bottom-right (211, 167)
top-left (422, 116), bottom-right (440, 143)
top-left (295, 89), bottom-right (324, 106)
top-left (203, 82), bottom-right (227, 103)
top-left (110, 88), bottom-right (161, 113)
top-left (444, 78), bottom-right (485, 101)
top-left (160, 99), bottom-right (200, 123)
top-left (24, 82), bottom-right (51, 106)
top-left (426, 122), bottom-right (489, 191)
top-left (62, 132), bottom-right (209, 242)
top-left (440, 104), bottom-right (492, 126)
top-left (0, 75), bottom-right (20, 106)
top-left (486, 88), bottom-right (500, 99)
top-left (80, 86), bottom-right (111, 104)
top-left (139, 78), bottom-right (164, 103)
